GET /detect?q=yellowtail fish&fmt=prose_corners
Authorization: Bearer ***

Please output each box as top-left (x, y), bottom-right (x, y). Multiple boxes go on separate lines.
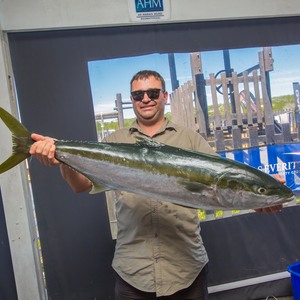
top-left (0, 107), bottom-right (295, 210)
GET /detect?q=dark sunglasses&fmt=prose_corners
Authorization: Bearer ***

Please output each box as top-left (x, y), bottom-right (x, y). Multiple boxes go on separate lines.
top-left (131, 89), bottom-right (164, 101)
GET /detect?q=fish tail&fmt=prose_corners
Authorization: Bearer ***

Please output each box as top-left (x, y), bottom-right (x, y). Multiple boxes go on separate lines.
top-left (0, 107), bottom-right (32, 174)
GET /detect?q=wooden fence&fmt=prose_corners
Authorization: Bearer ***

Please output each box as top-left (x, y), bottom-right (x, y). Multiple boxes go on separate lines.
top-left (170, 80), bottom-right (196, 130)
top-left (170, 51), bottom-right (299, 152)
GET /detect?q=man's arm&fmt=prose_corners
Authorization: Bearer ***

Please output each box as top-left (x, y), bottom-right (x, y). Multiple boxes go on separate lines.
top-left (30, 133), bottom-right (92, 193)
top-left (59, 164), bottom-right (92, 193)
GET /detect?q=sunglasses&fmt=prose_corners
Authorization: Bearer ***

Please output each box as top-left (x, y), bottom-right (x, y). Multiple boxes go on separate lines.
top-left (131, 89), bottom-right (164, 101)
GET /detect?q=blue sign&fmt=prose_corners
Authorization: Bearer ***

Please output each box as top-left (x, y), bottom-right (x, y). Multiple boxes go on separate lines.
top-left (135, 0), bottom-right (164, 12)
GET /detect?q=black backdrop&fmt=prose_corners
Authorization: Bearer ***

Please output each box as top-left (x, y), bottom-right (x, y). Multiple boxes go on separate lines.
top-left (5, 16), bottom-right (300, 299)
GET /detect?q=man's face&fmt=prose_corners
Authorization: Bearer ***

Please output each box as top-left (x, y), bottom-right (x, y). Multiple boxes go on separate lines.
top-left (130, 76), bottom-right (168, 125)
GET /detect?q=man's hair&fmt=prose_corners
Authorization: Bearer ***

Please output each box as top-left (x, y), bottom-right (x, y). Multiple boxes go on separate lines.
top-left (130, 70), bottom-right (166, 91)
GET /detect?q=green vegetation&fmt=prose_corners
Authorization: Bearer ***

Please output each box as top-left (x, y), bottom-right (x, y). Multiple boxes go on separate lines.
top-left (208, 94), bottom-right (294, 116)
top-left (96, 118), bottom-right (135, 132)
top-left (271, 95), bottom-right (294, 110)
top-left (96, 111), bottom-right (173, 132)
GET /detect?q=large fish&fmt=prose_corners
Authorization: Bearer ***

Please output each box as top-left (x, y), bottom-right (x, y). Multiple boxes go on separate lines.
top-left (0, 107), bottom-right (295, 210)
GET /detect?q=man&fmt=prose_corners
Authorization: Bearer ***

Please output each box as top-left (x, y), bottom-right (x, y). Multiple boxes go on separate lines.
top-left (30, 70), bottom-right (282, 299)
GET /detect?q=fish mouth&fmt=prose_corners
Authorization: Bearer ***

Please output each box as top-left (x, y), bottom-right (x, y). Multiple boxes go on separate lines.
top-left (278, 193), bottom-right (295, 204)
top-left (264, 192), bottom-right (295, 208)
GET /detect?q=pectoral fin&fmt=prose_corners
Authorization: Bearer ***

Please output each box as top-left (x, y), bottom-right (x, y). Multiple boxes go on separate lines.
top-left (177, 181), bottom-right (207, 193)
top-left (89, 182), bottom-right (110, 194)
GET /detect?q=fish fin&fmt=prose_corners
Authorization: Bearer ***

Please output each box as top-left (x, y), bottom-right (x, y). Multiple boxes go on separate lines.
top-left (135, 136), bottom-right (164, 147)
top-left (0, 107), bottom-right (33, 174)
top-left (89, 182), bottom-right (110, 194)
top-left (0, 153), bottom-right (31, 174)
top-left (178, 181), bottom-right (207, 193)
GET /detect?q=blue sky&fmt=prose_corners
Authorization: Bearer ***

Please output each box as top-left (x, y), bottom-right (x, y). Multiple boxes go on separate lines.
top-left (88, 44), bottom-right (300, 119)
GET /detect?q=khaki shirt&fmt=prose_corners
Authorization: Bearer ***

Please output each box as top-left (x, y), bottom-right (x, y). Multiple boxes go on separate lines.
top-left (104, 119), bottom-right (215, 297)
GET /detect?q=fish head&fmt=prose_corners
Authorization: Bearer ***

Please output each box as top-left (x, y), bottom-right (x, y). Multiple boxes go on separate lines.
top-left (215, 168), bottom-right (295, 210)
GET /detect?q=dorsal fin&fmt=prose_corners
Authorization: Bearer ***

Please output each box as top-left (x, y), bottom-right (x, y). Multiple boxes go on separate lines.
top-left (135, 136), bottom-right (164, 147)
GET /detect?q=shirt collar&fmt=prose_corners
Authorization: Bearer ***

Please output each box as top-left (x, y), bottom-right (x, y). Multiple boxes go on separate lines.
top-left (129, 118), bottom-right (177, 136)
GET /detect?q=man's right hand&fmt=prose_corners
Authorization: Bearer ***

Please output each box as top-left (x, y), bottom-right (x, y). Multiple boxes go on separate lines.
top-left (30, 133), bottom-right (60, 167)
top-left (30, 133), bottom-right (92, 193)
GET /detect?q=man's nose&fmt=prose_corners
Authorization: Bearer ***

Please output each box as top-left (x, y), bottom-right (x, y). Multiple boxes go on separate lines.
top-left (141, 93), bottom-right (151, 102)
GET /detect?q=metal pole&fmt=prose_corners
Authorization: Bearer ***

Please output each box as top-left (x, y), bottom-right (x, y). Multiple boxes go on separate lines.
top-left (223, 50), bottom-right (236, 115)
top-left (168, 53), bottom-right (179, 91)
top-left (116, 93), bottom-right (124, 129)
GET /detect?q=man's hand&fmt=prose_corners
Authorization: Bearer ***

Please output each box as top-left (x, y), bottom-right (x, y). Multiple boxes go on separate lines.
top-left (254, 174), bottom-right (285, 213)
top-left (30, 133), bottom-right (92, 192)
top-left (30, 133), bottom-right (60, 167)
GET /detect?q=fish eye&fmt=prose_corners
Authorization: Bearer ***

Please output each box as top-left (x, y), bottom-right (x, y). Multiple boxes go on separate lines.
top-left (256, 186), bottom-right (267, 194)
